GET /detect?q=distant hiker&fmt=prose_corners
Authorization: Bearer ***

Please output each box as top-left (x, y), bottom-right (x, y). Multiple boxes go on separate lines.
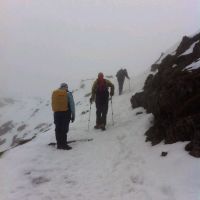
top-left (90, 72), bottom-right (114, 131)
top-left (51, 83), bottom-right (75, 150)
top-left (116, 68), bottom-right (130, 95)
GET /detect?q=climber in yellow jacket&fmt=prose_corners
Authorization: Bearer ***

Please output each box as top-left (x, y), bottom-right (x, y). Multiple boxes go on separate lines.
top-left (52, 83), bottom-right (75, 150)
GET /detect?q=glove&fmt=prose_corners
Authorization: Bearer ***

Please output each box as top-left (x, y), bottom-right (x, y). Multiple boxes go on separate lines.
top-left (110, 91), bottom-right (114, 97)
top-left (71, 116), bottom-right (75, 123)
top-left (90, 97), bottom-right (94, 104)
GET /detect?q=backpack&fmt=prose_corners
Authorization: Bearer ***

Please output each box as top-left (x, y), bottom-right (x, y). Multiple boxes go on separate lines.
top-left (96, 80), bottom-right (109, 104)
top-left (51, 89), bottom-right (68, 112)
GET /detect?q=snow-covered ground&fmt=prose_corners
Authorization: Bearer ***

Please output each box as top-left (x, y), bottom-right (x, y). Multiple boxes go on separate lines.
top-left (0, 97), bottom-right (52, 152)
top-left (1, 71), bottom-right (200, 200)
top-left (185, 58), bottom-right (200, 71)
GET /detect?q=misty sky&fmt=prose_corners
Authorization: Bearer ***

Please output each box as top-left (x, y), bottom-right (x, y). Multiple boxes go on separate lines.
top-left (0, 0), bottom-right (200, 97)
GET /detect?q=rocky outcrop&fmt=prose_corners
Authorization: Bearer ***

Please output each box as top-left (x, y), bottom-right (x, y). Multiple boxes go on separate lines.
top-left (131, 32), bottom-right (200, 157)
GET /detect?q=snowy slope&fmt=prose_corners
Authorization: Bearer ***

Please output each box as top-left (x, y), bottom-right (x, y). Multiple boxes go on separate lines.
top-left (0, 97), bottom-right (52, 152)
top-left (1, 71), bottom-right (200, 200)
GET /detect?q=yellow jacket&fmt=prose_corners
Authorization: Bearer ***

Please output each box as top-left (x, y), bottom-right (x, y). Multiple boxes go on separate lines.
top-left (51, 89), bottom-right (68, 112)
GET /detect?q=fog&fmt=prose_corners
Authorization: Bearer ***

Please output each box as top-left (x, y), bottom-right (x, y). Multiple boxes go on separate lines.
top-left (0, 0), bottom-right (199, 97)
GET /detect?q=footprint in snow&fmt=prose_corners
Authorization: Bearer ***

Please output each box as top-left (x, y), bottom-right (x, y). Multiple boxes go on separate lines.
top-left (130, 175), bottom-right (144, 185)
top-left (31, 176), bottom-right (51, 185)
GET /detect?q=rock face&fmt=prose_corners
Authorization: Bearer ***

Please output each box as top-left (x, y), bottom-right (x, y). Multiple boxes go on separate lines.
top-left (131, 32), bottom-right (200, 157)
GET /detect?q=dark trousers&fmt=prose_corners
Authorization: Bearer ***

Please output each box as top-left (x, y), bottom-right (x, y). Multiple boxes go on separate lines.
top-left (54, 111), bottom-right (71, 147)
top-left (96, 101), bottom-right (108, 126)
top-left (118, 78), bottom-right (125, 95)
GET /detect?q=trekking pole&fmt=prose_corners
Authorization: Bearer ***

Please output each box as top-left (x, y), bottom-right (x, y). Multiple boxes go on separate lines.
top-left (88, 103), bottom-right (92, 131)
top-left (128, 79), bottom-right (131, 92)
top-left (110, 97), bottom-right (114, 126)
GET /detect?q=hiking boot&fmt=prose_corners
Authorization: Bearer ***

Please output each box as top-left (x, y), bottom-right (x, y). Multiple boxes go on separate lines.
top-left (57, 145), bottom-right (66, 150)
top-left (94, 124), bottom-right (100, 129)
top-left (63, 144), bottom-right (72, 150)
top-left (101, 126), bottom-right (106, 131)
top-left (57, 144), bottom-right (72, 150)
top-left (100, 124), bottom-right (106, 131)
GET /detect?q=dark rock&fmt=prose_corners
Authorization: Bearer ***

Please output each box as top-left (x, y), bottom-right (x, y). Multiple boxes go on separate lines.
top-left (151, 64), bottom-right (159, 72)
top-left (185, 142), bottom-right (192, 152)
top-left (161, 152), bottom-right (168, 157)
top-left (17, 124), bottom-right (27, 132)
top-left (151, 53), bottom-right (165, 72)
top-left (176, 36), bottom-right (192, 56)
top-left (130, 92), bottom-right (144, 109)
top-left (81, 110), bottom-right (89, 115)
top-left (189, 129), bottom-right (200, 157)
top-left (131, 32), bottom-right (200, 157)
top-left (136, 112), bottom-right (143, 115)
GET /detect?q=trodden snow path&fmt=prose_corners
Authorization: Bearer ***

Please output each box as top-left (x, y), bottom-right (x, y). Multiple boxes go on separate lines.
top-left (1, 73), bottom-right (200, 200)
